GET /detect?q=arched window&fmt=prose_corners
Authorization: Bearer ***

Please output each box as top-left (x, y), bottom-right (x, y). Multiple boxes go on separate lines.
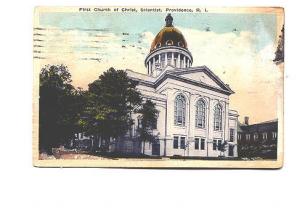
top-left (166, 40), bottom-right (173, 46)
top-left (214, 104), bottom-right (222, 131)
top-left (178, 41), bottom-right (184, 47)
top-left (195, 99), bottom-right (206, 128)
top-left (174, 94), bottom-right (186, 126)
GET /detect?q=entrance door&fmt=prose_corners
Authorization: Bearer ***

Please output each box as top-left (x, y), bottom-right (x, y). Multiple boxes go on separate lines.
top-left (152, 142), bottom-right (160, 156)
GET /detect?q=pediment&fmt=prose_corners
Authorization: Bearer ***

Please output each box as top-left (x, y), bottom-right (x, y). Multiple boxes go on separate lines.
top-left (179, 71), bottom-right (222, 89)
top-left (130, 66), bottom-right (234, 95)
top-left (169, 66), bottom-right (233, 93)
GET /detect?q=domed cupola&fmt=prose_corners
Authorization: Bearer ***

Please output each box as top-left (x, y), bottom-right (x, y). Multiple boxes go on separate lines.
top-left (145, 14), bottom-right (193, 77)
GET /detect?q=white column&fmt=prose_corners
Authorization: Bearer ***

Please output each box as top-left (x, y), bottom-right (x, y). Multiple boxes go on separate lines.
top-left (178, 54), bottom-right (181, 68)
top-left (183, 56), bottom-right (186, 68)
top-left (149, 60), bottom-right (152, 75)
top-left (207, 98), bottom-right (211, 157)
top-left (147, 62), bottom-right (149, 74)
top-left (159, 54), bottom-right (161, 63)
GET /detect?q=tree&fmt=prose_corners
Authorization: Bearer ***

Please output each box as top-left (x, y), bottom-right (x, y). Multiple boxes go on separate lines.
top-left (273, 24), bottom-right (284, 64)
top-left (137, 100), bottom-right (159, 154)
top-left (39, 65), bottom-right (85, 153)
top-left (82, 67), bottom-right (142, 151)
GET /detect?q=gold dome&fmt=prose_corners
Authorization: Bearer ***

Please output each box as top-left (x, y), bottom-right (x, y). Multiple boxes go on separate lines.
top-left (150, 14), bottom-right (188, 52)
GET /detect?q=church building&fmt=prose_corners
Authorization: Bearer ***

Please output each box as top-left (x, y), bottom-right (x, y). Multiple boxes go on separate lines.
top-left (123, 14), bottom-right (239, 157)
top-left (74, 14), bottom-right (239, 158)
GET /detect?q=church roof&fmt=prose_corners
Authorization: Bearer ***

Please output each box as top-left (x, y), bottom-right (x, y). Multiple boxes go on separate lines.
top-left (126, 65), bottom-right (234, 95)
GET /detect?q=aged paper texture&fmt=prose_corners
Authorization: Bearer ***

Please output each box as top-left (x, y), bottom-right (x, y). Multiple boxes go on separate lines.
top-left (33, 6), bottom-right (284, 168)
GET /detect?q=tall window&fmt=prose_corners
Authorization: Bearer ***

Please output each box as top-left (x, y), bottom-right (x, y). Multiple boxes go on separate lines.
top-left (195, 99), bottom-right (206, 128)
top-left (229, 128), bottom-right (234, 142)
top-left (214, 104), bottom-right (222, 131)
top-left (195, 138), bottom-right (199, 150)
top-left (173, 136), bottom-right (179, 149)
top-left (200, 138), bottom-right (205, 150)
top-left (174, 94), bottom-right (186, 126)
top-left (229, 145), bottom-right (234, 156)
top-left (180, 137), bottom-right (186, 149)
top-left (213, 140), bottom-right (217, 150)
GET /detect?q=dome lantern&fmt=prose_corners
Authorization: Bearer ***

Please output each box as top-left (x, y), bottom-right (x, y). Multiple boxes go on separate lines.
top-left (165, 13), bottom-right (173, 27)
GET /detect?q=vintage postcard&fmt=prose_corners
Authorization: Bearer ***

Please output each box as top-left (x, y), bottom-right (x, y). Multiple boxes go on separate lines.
top-left (33, 6), bottom-right (284, 168)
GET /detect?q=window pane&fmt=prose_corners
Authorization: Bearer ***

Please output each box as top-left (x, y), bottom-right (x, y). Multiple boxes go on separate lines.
top-left (214, 104), bottom-right (222, 131)
top-left (196, 100), bottom-right (205, 128)
top-left (177, 115), bottom-right (182, 124)
top-left (195, 138), bottom-right (199, 150)
top-left (174, 95), bottom-right (186, 126)
top-left (180, 137), bottom-right (185, 149)
top-left (217, 140), bottom-right (222, 150)
top-left (213, 140), bottom-right (217, 150)
top-left (230, 129), bottom-right (234, 142)
top-left (229, 145), bottom-right (234, 156)
top-left (201, 138), bottom-right (205, 150)
top-left (218, 140), bottom-right (222, 150)
top-left (173, 136), bottom-right (178, 149)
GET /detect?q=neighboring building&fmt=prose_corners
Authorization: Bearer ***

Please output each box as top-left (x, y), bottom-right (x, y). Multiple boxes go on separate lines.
top-left (74, 14), bottom-right (239, 158)
top-left (237, 117), bottom-right (278, 159)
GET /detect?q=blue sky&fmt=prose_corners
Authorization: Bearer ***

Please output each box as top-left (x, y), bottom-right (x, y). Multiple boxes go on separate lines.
top-left (35, 9), bottom-right (282, 123)
top-left (39, 12), bottom-right (277, 52)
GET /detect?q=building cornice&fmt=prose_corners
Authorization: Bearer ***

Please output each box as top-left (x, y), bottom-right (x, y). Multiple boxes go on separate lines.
top-left (127, 65), bottom-right (235, 96)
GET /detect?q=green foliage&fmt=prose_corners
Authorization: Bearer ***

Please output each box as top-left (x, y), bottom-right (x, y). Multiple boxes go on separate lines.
top-left (40, 66), bottom-right (157, 154)
top-left (274, 24), bottom-right (284, 64)
top-left (82, 67), bottom-right (142, 142)
top-left (137, 100), bottom-right (159, 144)
top-left (39, 65), bottom-right (86, 153)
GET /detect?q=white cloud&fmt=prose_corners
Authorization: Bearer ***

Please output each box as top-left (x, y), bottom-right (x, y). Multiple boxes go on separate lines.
top-left (139, 31), bottom-right (155, 44)
top-left (36, 26), bottom-right (282, 123)
top-left (178, 27), bottom-right (281, 123)
top-left (36, 27), bottom-right (153, 88)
